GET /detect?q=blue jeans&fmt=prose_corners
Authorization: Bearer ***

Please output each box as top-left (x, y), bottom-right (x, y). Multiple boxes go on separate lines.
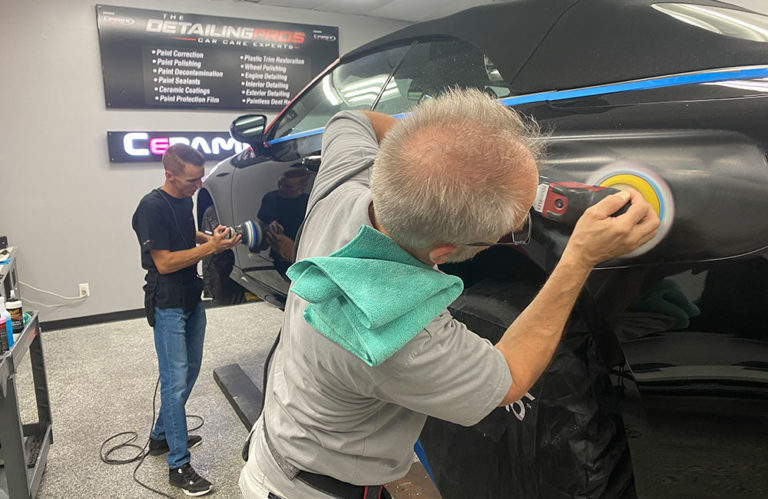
top-left (150, 302), bottom-right (206, 469)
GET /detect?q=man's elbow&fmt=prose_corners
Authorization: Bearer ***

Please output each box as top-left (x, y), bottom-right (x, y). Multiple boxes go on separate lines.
top-left (156, 266), bottom-right (172, 275)
top-left (150, 251), bottom-right (173, 274)
top-left (152, 257), bottom-right (173, 275)
top-left (498, 380), bottom-right (531, 407)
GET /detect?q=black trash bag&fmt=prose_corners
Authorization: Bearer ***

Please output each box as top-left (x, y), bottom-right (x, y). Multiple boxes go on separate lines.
top-left (534, 328), bottom-right (634, 499)
top-left (421, 279), bottom-right (633, 499)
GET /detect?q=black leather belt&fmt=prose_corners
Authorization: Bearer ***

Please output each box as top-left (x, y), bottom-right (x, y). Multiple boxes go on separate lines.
top-left (296, 471), bottom-right (386, 499)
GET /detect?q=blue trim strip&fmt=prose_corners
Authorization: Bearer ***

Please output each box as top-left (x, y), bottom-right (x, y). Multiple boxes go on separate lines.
top-left (499, 67), bottom-right (768, 107)
top-left (266, 67), bottom-right (768, 146)
top-left (269, 127), bottom-right (325, 145)
top-left (413, 439), bottom-right (437, 486)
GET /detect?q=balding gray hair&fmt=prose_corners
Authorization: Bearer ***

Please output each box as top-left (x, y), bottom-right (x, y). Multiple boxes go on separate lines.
top-left (371, 87), bottom-right (543, 250)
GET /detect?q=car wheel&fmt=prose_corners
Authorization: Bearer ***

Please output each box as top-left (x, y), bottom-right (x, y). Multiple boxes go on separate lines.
top-left (201, 205), bottom-right (247, 306)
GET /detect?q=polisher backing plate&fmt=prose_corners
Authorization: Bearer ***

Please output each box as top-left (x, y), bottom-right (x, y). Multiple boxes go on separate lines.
top-left (588, 163), bottom-right (674, 257)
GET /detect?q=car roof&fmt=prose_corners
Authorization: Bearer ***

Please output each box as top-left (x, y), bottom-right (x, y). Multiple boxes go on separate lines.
top-left (346, 0), bottom-right (578, 86)
top-left (345, 0), bottom-right (768, 93)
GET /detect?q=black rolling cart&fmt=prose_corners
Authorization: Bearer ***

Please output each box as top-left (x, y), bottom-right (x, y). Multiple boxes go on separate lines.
top-left (0, 312), bottom-right (52, 498)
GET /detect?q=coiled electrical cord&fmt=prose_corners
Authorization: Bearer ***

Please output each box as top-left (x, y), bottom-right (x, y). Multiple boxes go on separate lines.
top-left (100, 376), bottom-right (204, 498)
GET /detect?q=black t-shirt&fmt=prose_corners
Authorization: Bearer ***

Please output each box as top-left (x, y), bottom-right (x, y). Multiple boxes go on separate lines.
top-left (257, 191), bottom-right (309, 240)
top-left (132, 188), bottom-right (197, 282)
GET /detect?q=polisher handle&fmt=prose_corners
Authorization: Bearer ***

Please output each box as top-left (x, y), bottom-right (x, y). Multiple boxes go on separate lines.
top-left (533, 181), bottom-right (631, 226)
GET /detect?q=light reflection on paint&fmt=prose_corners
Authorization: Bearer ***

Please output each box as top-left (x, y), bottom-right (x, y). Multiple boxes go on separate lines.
top-left (652, 3), bottom-right (768, 42)
top-left (704, 77), bottom-right (768, 92)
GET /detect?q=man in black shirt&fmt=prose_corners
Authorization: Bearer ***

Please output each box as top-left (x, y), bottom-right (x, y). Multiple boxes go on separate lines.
top-left (132, 144), bottom-right (240, 496)
top-left (257, 167), bottom-right (311, 275)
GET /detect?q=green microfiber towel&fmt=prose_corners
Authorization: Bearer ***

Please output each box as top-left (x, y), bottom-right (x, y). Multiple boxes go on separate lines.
top-left (287, 225), bottom-right (464, 367)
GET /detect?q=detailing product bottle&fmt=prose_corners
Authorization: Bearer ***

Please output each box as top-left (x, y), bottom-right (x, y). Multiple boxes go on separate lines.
top-left (0, 297), bottom-right (10, 352)
top-left (6, 291), bottom-right (23, 335)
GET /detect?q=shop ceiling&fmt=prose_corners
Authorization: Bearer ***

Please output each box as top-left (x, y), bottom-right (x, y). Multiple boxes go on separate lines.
top-left (238, 0), bottom-right (509, 22)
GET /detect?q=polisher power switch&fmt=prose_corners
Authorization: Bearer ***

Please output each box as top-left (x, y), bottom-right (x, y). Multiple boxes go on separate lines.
top-left (533, 181), bottom-right (630, 226)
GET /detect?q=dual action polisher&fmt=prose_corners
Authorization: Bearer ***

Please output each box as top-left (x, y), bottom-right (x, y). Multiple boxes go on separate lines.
top-left (533, 163), bottom-right (673, 257)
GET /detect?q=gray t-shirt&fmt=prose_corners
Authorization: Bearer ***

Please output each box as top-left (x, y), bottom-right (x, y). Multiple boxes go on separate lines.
top-left (247, 110), bottom-right (512, 488)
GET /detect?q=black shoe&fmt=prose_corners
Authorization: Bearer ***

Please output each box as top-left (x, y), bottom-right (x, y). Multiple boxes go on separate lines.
top-left (169, 463), bottom-right (213, 496)
top-left (149, 435), bottom-right (203, 456)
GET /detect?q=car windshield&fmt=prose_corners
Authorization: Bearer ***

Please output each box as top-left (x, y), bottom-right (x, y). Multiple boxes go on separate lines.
top-left (271, 45), bottom-right (410, 139)
top-left (271, 38), bottom-right (516, 141)
top-left (373, 39), bottom-right (514, 115)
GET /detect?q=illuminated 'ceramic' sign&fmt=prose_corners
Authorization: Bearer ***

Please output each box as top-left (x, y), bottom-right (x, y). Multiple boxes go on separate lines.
top-left (107, 131), bottom-right (248, 162)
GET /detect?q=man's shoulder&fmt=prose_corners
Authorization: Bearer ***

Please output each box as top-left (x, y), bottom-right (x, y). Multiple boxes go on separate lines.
top-left (133, 190), bottom-right (173, 227)
top-left (137, 189), bottom-right (164, 208)
top-left (262, 190), bottom-right (280, 203)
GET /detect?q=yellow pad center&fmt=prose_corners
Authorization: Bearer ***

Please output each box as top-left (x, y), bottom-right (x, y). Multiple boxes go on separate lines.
top-left (599, 174), bottom-right (661, 216)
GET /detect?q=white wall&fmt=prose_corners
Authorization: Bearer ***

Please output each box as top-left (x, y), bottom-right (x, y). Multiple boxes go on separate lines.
top-left (0, 0), bottom-right (408, 322)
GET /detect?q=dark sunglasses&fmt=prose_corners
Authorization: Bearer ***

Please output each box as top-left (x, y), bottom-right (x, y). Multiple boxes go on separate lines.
top-left (461, 211), bottom-right (532, 247)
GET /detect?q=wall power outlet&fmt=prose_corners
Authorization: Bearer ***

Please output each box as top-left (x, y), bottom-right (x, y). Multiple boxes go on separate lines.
top-left (79, 283), bottom-right (90, 297)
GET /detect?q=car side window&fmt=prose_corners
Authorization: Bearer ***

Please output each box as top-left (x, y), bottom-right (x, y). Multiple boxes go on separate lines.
top-left (373, 38), bottom-right (512, 115)
top-left (272, 45), bottom-right (409, 140)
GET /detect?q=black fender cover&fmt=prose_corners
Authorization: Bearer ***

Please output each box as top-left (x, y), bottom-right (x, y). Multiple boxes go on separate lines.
top-left (421, 276), bottom-right (633, 498)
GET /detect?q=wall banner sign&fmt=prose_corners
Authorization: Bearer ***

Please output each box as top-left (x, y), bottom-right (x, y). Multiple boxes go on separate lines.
top-left (96, 5), bottom-right (339, 110)
top-left (107, 131), bottom-right (249, 162)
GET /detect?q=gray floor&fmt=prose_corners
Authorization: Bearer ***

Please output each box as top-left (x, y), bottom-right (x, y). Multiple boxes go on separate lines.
top-left (13, 301), bottom-right (283, 499)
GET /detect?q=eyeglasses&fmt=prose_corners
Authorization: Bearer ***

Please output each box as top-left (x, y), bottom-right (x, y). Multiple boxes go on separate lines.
top-left (461, 211), bottom-right (531, 247)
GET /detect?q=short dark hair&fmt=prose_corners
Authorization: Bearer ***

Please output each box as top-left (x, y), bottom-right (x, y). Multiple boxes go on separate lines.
top-left (162, 144), bottom-right (205, 174)
top-left (284, 167), bottom-right (311, 179)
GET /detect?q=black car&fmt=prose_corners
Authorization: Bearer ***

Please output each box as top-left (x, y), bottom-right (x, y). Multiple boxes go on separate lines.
top-left (201, 1), bottom-right (768, 496)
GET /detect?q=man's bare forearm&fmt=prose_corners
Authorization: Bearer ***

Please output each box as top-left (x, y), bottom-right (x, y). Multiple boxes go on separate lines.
top-left (494, 190), bottom-right (658, 405)
top-left (494, 249), bottom-right (592, 405)
top-left (150, 243), bottom-right (215, 275)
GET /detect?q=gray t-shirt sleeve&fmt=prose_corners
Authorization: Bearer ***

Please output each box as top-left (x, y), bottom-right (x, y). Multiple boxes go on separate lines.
top-left (372, 311), bottom-right (513, 427)
top-left (308, 110), bottom-right (379, 208)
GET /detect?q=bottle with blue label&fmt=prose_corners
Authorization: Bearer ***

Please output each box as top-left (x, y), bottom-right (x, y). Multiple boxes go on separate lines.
top-left (0, 297), bottom-right (13, 351)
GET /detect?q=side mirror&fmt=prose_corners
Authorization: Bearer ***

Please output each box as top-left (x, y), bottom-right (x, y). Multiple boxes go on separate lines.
top-left (229, 114), bottom-right (267, 149)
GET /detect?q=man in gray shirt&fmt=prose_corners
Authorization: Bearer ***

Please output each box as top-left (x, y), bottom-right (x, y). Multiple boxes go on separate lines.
top-left (240, 89), bottom-right (659, 498)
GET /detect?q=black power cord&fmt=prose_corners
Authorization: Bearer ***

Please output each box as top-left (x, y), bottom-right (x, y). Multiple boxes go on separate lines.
top-left (100, 375), bottom-right (204, 498)
top-left (262, 331), bottom-right (281, 414)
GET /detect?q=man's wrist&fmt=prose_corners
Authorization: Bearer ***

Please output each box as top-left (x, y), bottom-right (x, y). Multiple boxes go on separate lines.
top-left (558, 246), bottom-right (595, 277)
top-left (204, 239), bottom-right (219, 255)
